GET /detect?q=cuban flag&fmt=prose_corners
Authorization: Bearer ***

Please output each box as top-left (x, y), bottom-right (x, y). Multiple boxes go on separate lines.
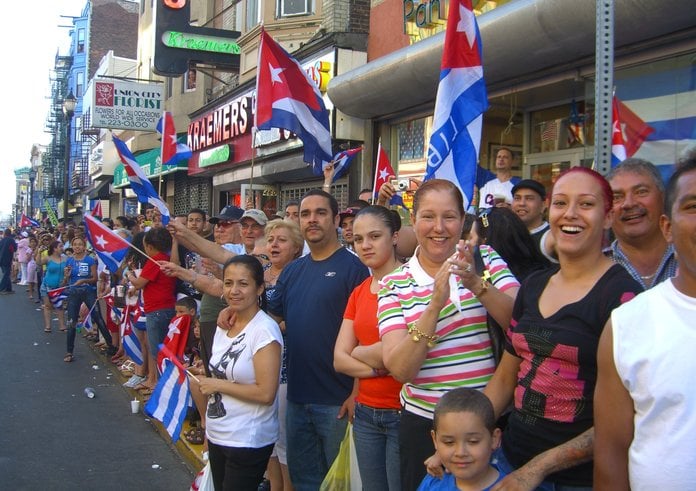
top-left (255, 28), bottom-right (333, 169)
top-left (90, 201), bottom-right (103, 218)
top-left (157, 314), bottom-right (191, 370)
top-left (47, 286), bottom-right (68, 309)
top-left (83, 213), bottom-right (131, 273)
top-left (112, 135), bottom-right (170, 225)
top-left (372, 142), bottom-right (408, 209)
top-left (19, 214), bottom-right (40, 228)
top-left (321, 147), bottom-right (362, 182)
top-left (157, 111), bottom-right (192, 166)
top-left (144, 351), bottom-right (191, 443)
top-left (121, 306), bottom-right (144, 366)
top-left (424, 0), bottom-right (488, 209)
top-left (611, 95), bottom-right (628, 167)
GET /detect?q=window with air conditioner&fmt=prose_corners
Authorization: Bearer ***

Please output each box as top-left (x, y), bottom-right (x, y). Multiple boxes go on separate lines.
top-left (280, 0), bottom-right (310, 17)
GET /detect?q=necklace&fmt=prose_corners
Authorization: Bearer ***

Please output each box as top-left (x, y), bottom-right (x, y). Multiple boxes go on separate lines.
top-left (639, 272), bottom-right (656, 281)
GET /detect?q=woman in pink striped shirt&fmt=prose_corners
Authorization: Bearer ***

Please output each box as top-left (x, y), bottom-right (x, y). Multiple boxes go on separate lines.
top-left (378, 179), bottom-right (519, 490)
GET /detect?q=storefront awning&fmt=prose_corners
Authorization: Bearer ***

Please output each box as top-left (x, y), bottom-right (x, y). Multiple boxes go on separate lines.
top-left (113, 136), bottom-right (189, 189)
top-left (327, 0), bottom-right (696, 119)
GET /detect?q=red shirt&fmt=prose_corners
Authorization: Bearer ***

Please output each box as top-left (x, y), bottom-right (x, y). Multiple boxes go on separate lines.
top-left (140, 252), bottom-right (176, 313)
top-left (344, 277), bottom-right (402, 409)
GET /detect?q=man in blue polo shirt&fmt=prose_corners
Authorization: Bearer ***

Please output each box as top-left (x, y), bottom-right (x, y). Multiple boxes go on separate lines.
top-left (268, 189), bottom-right (369, 490)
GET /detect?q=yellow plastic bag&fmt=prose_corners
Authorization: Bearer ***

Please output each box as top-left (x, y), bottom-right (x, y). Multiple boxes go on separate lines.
top-left (319, 423), bottom-right (362, 491)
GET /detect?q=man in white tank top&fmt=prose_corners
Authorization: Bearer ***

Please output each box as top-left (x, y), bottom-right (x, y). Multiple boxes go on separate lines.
top-left (594, 154), bottom-right (696, 490)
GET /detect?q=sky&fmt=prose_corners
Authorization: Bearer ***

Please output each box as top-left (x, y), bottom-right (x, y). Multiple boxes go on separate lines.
top-left (0, 0), bottom-right (87, 220)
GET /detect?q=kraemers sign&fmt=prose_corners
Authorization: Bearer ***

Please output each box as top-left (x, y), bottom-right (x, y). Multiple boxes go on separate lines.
top-left (91, 80), bottom-right (163, 131)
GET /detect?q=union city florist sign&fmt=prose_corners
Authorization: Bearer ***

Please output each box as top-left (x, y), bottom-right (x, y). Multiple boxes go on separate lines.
top-left (91, 80), bottom-right (163, 131)
top-left (163, 31), bottom-right (241, 55)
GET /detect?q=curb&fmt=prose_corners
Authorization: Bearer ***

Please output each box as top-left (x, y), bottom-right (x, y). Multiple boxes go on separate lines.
top-left (87, 337), bottom-right (207, 473)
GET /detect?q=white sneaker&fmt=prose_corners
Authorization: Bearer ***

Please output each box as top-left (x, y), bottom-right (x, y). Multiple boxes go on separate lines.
top-left (123, 375), bottom-right (146, 388)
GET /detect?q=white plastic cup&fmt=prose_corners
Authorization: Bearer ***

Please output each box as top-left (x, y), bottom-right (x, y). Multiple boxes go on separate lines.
top-left (131, 399), bottom-right (140, 414)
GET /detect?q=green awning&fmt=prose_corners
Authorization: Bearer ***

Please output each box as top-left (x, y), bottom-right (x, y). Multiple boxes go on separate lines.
top-left (113, 136), bottom-right (188, 188)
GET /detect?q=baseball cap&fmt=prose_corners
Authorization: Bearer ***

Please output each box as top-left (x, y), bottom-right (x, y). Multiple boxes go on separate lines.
top-left (209, 205), bottom-right (244, 224)
top-left (240, 209), bottom-right (268, 226)
top-left (512, 179), bottom-right (547, 200)
top-left (339, 207), bottom-right (360, 221)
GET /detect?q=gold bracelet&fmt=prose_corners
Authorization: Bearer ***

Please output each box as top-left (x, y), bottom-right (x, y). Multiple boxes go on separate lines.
top-left (407, 322), bottom-right (439, 348)
top-left (476, 277), bottom-right (489, 298)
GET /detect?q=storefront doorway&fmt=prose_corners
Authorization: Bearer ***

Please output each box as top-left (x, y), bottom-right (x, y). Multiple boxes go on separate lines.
top-left (525, 148), bottom-right (595, 194)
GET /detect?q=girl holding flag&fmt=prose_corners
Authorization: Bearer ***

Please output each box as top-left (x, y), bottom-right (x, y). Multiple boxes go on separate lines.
top-left (63, 236), bottom-right (116, 362)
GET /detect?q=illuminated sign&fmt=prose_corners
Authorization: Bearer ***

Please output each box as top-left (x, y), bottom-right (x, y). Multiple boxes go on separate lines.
top-left (163, 31), bottom-right (241, 55)
top-left (199, 145), bottom-right (231, 167)
top-left (188, 94), bottom-right (253, 152)
top-left (154, 0), bottom-right (241, 76)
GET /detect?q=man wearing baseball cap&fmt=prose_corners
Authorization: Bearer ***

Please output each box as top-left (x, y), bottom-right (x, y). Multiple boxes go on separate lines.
top-left (338, 206), bottom-right (360, 250)
top-left (511, 179), bottom-right (549, 249)
top-left (240, 209), bottom-right (268, 255)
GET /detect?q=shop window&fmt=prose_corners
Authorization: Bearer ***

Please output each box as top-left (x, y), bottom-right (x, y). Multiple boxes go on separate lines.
top-left (395, 116), bottom-right (430, 177)
top-left (530, 102), bottom-right (592, 154)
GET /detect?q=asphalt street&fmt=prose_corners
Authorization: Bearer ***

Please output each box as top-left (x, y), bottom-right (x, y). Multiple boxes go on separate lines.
top-left (0, 287), bottom-right (194, 490)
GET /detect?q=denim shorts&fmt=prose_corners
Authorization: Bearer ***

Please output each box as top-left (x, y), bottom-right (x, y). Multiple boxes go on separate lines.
top-left (146, 308), bottom-right (176, 357)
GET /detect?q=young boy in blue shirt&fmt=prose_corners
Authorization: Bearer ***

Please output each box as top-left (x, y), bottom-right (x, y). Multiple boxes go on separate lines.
top-left (418, 388), bottom-right (505, 491)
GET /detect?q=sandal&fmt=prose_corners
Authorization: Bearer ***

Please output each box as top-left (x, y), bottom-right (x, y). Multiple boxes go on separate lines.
top-left (44, 328), bottom-right (52, 333)
top-left (119, 360), bottom-right (136, 373)
top-left (185, 426), bottom-right (206, 445)
top-left (63, 353), bottom-right (74, 363)
top-left (139, 387), bottom-right (154, 396)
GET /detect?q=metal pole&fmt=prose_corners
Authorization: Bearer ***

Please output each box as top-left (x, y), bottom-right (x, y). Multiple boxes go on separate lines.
top-left (594, 0), bottom-right (615, 175)
top-left (29, 176), bottom-right (35, 219)
top-left (63, 116), bottom-right (72, 221)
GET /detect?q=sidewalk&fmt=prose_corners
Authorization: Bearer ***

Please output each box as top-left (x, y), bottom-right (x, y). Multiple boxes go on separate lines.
top-left (85, 330), bottom-right (207, 473)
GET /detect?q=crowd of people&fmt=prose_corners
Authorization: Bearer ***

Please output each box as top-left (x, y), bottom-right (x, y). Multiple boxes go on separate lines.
top-left (2, 147), bottom-right (695, 491)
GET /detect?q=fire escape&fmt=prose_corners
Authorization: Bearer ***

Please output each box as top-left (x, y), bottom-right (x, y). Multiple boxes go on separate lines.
top-left (43, 53), bottom-right (73, 204)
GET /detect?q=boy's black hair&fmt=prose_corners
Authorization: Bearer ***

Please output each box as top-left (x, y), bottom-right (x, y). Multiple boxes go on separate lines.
top-left (143, 227), bottom-right (172, 253)
top-left (433, 388), bottom-right (496, 433)
top-left (175, 296), bottom-right (198, 313)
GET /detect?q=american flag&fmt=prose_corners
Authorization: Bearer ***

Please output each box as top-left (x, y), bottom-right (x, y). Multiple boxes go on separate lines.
top-left (541, 120), bottom-right (560, 142)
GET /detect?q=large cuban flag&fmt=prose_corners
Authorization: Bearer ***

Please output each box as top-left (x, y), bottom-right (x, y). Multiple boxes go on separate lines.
top-left (112, 135), bottom-right (170, 225)
top-left (255, 28), bottom-right (333, 170)
top-left (424, 0), bottom-right (488, 209)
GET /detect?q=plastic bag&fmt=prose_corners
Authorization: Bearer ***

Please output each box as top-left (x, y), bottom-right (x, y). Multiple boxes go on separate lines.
top-left (319, 423), bottom-right (362, 491)
top-left (190, 462), bottom-right (214, 491)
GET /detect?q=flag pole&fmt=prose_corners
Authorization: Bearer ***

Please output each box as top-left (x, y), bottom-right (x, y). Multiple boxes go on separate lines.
top-left (248, 129), bottom-right (256, 209)
top-left (372, 137), bottom-right (382, 199)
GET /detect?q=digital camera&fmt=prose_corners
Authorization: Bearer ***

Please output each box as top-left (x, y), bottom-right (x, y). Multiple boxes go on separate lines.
top-left (390, 177), bottom-right (409, 191)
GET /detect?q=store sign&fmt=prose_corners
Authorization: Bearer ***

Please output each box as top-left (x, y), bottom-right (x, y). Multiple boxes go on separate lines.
top-left (404, 0), bottom-right (447, 30)
top-left (154, 0), bottom-right (240, 76)
top-left (91, 80), bottom-right (163, 131)
top-left (199, 145), bottom-right (231, 167)
top-left (163, 31), bottom-right (241, 55)
top-left (188, 94), bottom-right (253, 152)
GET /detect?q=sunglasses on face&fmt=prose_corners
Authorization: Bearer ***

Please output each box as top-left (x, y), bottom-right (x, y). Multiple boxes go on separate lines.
top-left (215, 221), bottom-right (239, 228)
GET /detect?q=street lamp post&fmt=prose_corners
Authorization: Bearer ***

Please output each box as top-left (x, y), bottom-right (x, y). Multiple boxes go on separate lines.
top-left (62, 91), bottom-right (77, 222)
top-left (28, 168), bottom-right (37, 219)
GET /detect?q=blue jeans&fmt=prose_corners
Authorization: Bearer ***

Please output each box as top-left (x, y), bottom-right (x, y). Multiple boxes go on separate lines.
top-left (146, 308), bottom-right (176, 357)
top-left (66, 285), bottom-right (112, 354)
top-left (352, 402), bottom-right (401, 491)
top-left (493, 448), bottom-right (593, 491)
top-left (286, 401), bottom-right (348, 491)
